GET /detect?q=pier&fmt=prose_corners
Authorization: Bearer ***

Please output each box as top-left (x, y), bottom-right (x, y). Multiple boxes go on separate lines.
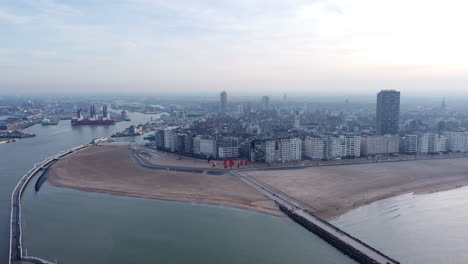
top-left (9, 145), bottom-right (89, 264)
top-left (232, 171), bottom-right (399, 264)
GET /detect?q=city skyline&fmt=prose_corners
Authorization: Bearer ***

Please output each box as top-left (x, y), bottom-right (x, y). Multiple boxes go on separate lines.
top-left (1, 0), bottom-right (468, 94)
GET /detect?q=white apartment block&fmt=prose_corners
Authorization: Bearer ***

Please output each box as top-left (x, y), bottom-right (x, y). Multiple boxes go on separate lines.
top-left (341, 134), bottom-right (361, 158)
top-left (361, 135), bottom-right (399, 156)
top-left (428, 133), bottom-right (447, 153)
top-left (401, 134), bottom-right (418, 154)
top-left (304, 136), bottom-right (324, 159)
top-left (265, 140), bottom-right (276, 163)
top-left (418, 133), bottom-right (430, 154)
top-left (164, 128), bottom-right (175, 152)
top-left (444, 131), bottom-right (468, 152)
top-left (217, 137), bottom-right (239, 158)
top-left (193, 136), bottom-right (216, 157)
top-left (275, 138), bottom-right (302, 162)
top-left (323, 136), bottom-right (342, 159)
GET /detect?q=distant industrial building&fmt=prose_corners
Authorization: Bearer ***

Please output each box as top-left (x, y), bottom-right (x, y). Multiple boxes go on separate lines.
top-left (376, 90), bottom-right (400, 135)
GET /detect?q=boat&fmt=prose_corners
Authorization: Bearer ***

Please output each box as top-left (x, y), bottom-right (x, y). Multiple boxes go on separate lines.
top-left (41, 118), bottom-right (58, 125)
top-left (72, 119), bottom-right (115, 125)
top-left (71, 105), bottom-right (116, 125)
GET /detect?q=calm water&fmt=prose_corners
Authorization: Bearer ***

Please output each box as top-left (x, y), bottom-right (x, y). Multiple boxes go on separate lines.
top-left (333, 188), bottom-right (468, 264)
top-left (1, 113), bottom-right (354, 264)
top-left (0, 112), bottom-right (155, 261)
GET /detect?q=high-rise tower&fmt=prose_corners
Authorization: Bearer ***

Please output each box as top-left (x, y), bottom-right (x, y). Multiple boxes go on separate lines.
top-left (220, 91), bottom-right (227, 113)
top-left (376, 90), bottom-right (400, 135)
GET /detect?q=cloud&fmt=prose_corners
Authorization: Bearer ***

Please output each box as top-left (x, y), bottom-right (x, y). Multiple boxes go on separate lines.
top-left (26, 0), bottom-right (83, 17)
top-left (0, 9), bottom-right (31, 24)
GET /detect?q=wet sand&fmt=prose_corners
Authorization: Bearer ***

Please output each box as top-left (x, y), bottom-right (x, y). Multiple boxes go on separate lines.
top-left (242, 159), bottom-right (468, 220)
top-left (48, 145), bottom-right (281, 216)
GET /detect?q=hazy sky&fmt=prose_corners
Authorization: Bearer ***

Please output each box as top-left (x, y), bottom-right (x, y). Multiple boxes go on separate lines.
top-left (1, 0), bottom-right (467, 95)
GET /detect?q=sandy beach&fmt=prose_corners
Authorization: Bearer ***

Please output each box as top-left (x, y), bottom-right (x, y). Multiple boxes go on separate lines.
top-left (241, 159), bottom-right (468, 220)
top-left (48, 145), bottom-right (468, 221)
top-left (47, 145), bottom-right (281, 216)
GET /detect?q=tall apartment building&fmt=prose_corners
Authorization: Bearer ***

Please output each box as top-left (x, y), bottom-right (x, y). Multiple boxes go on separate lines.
top-left (164, 128), bottom-right (175, 152)
top-left (265, 140), bottom-right (276, 163)
top-left (250, 138), bottom-right (302, 163)
top-left (276, 138), bottom-right (302, 162)
top-left (361, 135), bottom-right (399, 156)
top-left (220, 91), bottom-right (227, 113)
top-left (444, 131), bottom-right (468, 152)
top-left (341, 134), bottom-right (361, 158)
top-left (376, 90), bottom-right (400, 135)
top-left (194, 136), bottom-right (216, 157)
top-left (323, 136), bottom-right (342, 159)
top-left (304, 136), bottom-right (324, 160)
top-left (217, 137), bottom-right (240, 158)
top-left (428, 133), bottom-right (447, 153)
top-left (417, 133), bottom-right (430, 154)
top-left (401, 134), bottom-right (418, 154)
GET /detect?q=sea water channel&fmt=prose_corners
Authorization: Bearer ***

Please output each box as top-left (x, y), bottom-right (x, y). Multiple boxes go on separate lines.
top-left (1, 112), bottom-right (355, 264)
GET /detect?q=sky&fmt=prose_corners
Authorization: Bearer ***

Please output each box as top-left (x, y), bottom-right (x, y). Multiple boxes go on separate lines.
top-left (1, 0), bottom-right (467, 95)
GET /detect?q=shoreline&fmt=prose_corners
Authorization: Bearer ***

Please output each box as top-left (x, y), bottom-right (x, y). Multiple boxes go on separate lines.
top-left (47, 178), bottom-right (283, 217)
top-left (327, 183), bottom-right (468, 221)
top-left (242, 157), bottom-right (468, 221)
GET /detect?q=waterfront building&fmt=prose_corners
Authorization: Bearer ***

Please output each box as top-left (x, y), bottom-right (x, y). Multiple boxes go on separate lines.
top-left (304, 136), bottom-right (324, 160)
top-left (164, 128), bottom-right (175, 151)
top-left (444, 131), bottom-right (468, 152)
top-left (154, 129), bottom-right (165, 148)
top-left (194, 136), bottom-right (217, 157)
top-left (276, 138), bottom-right (302, 162)
top-left (417, 133), bottom-right (430, 155)
top-left (173, 133), bottom-right (187, 153)
top-left (401, 134), bottom-right (418, 154)
top-left (250, 138), bottom-right (301, 163)
top-left (361, 135), bottom-right (399, 156)
top-left (323, 136), bottom-right (342, 160)
top-left (265, 140), bottom-right (276, 163)
top-left (376, 90), bottom-right (400, 135)
top-left (428, 133), bottom-right (447, 153)
top-left (217, 137), bottom-right (240, 158)
top-left (250, 140), bottom-right (267, 162)
top-left (341, 134), bottom-right (361, 158)
top-left (220, 91), bottom-right (228, 113)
